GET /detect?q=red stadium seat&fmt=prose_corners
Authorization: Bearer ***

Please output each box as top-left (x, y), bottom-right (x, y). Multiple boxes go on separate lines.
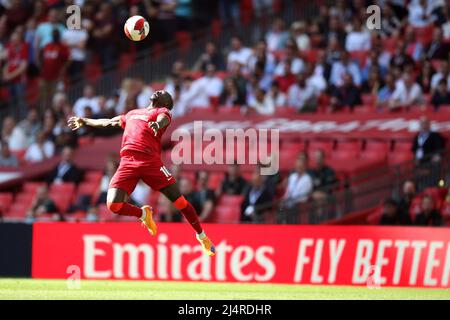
top-left (0, 192), bottom-right (14, 214)
top-left (393, 141), bottom-right (413, 152)
top-left (5, 203), bottom-right (29, 220)
top-left (388, 153), bottom-right (414, 166)
top-left (15, 193), bottom-right (35, 207)
top-left (365, 140), bottom-right (391, 153)
top-left (50, 183), bottom-right (76, 196)
top-left (84, 171), bottom-right (103, 183)
top-left (366, 206), bottom-right (383, 225)
top-left (208, 172), bottom-right (224, 190)
top-left (214, 206), bottom-right (241, 224)
top-left (331, 149), bottom-right (360, 161)
top-left (23, 182), bottom-right (46, 193)
top-left (218, 195), bottom-right (244, 207)
top-left (361, 94), bottom-right (376, 107)
top-left (360, 150), bottom-right (387, 162)
top-left (281, 141), bottom-right (307, 154)
top-left (309, 140), bottom-right (335, 155)
top-left (336, 140), bottom-right (362, 152)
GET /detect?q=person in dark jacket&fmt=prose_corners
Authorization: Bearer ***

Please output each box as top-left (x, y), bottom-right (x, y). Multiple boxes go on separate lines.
top-left (380, 198), bottom-right (412, 226)
top-left (414, 195), bottom-right (444, 226)
top-left (412, 116), bottom-right (445, 164)
top-left (432, 79), bottom-right (450, 110)
top-left (219, 163), bottom-right (248, 196)
top-left (240, 170), bottom-right (273, 223)
top-left (46, 146), bottom-right (82, 184)
top-left (329, 72), bottom-right (362, 111)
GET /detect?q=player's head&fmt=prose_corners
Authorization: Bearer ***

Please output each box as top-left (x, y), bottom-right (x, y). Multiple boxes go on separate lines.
top-left (150, 90), bottom-right (174, 110)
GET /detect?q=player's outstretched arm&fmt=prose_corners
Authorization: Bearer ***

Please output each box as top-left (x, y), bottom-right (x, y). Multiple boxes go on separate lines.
top-left (67, 116), bottom-right (122, 130)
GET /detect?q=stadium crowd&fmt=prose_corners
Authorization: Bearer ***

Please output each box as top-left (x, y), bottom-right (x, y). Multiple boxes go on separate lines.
top-left (1, 0), bottom-right (450, 226)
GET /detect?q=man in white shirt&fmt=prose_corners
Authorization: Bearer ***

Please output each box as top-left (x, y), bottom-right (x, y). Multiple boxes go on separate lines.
top-left (408, 0), bottom-right (433, 27)
top-left (24, 131), bottom-right (55, 163)
top-left (430, 61), bottom-right (450, 92)
top-left (284, 157), bottom-right (313, 205)
top-left (330, 51), bottom-right (362, 87)
top-left (73, 84), bottom-right (100, 117)
top-left (389, 72), bottom-right (424, 109)
top-left (183, 64), bottom-right (224, 109)
top-left (247, 87), bottom-right (275, 115)
top-left (1, 116), bottom-right (27, 151)
top-left (62, 25), bottom-right (88, 80)
top-left (274, 45), bottom-right (305, 76)
top-left (227, 36), bottom-right (253, 71)
top-left (288, 72), bottom-right (317, 112)
top-left (345, 18), bottom-right (371, 52)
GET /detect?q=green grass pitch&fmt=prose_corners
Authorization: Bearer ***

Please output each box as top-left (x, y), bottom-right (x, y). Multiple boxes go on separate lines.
top-left (0, 279), bottom-right (449, 300)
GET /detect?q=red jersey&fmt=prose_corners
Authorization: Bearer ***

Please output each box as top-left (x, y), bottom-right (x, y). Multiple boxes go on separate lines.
top-left (6, 41), bottom-right (28, 83)
top-left (41, 42), bottom-right (70, 81)
top-left (119, 107), bottom-right (172, 162)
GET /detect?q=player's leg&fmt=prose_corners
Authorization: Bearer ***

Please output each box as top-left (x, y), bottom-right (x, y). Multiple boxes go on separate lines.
top-left (106, 187), bottom-right (141, 218)
top-left (159, 183), bottom-right (216, 256)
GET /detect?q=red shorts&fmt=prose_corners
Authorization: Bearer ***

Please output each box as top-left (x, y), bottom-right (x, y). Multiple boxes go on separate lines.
top-left (109, 151), bottom-right (176, 195)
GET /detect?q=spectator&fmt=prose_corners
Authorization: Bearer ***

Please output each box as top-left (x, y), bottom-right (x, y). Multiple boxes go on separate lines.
top-left (412, 116), bottom-right (445, 163)
top-left (62, 19), bottom-right (89, 82)
top-left (47, 146), bottom-right (82, 185)
top-left (73, 84), bottom-right (101, 117)
top-left (389, 72), bottom-right (423, 109)
top-left (39, 29), bottom-right (70, 109)
top-left (1, 116), bottom-right (27, 151)
top-left (184, 64), bottom-right (223, 109)
top-left (96, 156), bottom-right (119, 205)
top-left (311, 149), bottom-right (337, 194)
top-left (426, 26), bottom-right (450, 60)
top-left (219, 164), bottom-right (248, 196)
top-left (90, 3), bottom-right (116, 69)
top-left (179, 177), bottom-right (201, 214)
top-left (291, 21), bottom-right (311, 51)
top-left (390, 41), bottom-right (415, 72)
top-left (283, 157), bottom-right (313, 205)
top-left (330, 72), bottom-right (362, 111)
top-left (130, 180), bottom-right (151, 207)
top-left (404, 26), bottom-right (424, 62)
top-left (416, 59), bottom-right (436, 93)
top-left (241, 170), bottom-right (273, 223)
top-left (26, 185), bottom-right (59, 220)
top-left (247, 87), bottom-right (275, 115)
top-left (194, 171), bottom-right (216, 222)
top-left (0, 141), bottom-right (18, 167)
top-left (379, 198), bottom-right (411, 226)
top-left (24, 131), bottom-right (55, 163)
top-left (430, 61), bottom-right (450, 93)
top-left (414, 195), bottom-right (444, 226)
top-left (377, 73), bottom-right (397, 109)
top-left (248, 39), bottom-right (276, 76)
top-left (218, 0), bottom-right (240, 27)
top-left (266, 81), bottom-right (287, 107)
top-left (396, 180), bottom-right (416, 223)
top-left (287, 72), bottom-right (317, 112)
top-left (227, 36), bottom-right (253, 71)
top-left (345, 18), bottom-right (371, 52)
top-left (193, 41), bottom-right (225, 71)
top-left (432, 79), bottom-right (450, 110)
top-left (17, 108), bottom-right (41, 146)
top-left (330, 51), bottom-right (362, 87)
top-left (273, 44), bottom-right (304, 77)
top-left (274, 60), bottom-right (297, 93)
top-left (408, 0), bottom-right (433, 27)
top-left (135, 78), bottom-right (154, 109)
top-left (219, 78), bottom-right (246, 108)
top-left (265, 18), bottom-right (289, 51)
top-left (2, 31), bottom-right (28, 114)
top-left (34, 8), bottom-right (66, 51)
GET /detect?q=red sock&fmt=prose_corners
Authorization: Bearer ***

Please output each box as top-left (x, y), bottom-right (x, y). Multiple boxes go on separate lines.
top-left (173, 196), bottom-right (203, 234)
top-left (107, 202), bottom-right (142, 218)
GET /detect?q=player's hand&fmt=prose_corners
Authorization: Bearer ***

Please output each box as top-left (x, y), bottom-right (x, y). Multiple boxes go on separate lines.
top-left (67, 117), bottom-right (85, 131)
top-left (148, 121), bottom-right (160, 137)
